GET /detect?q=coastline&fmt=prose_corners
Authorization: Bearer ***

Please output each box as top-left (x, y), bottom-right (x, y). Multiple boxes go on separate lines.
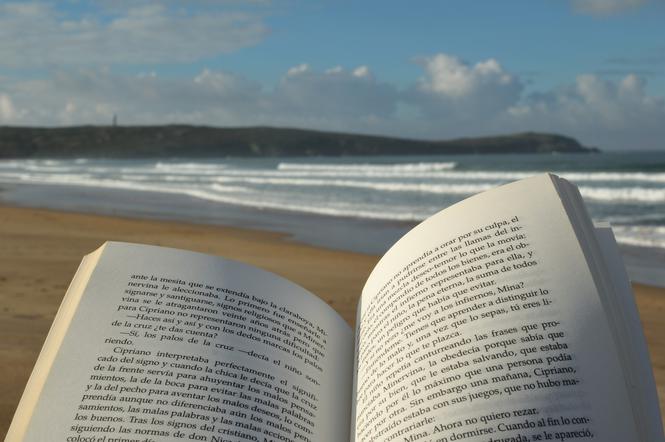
top-left (2, 181), bottom-right (663, 287)
top-left (0, 182), bottom-right (415, 255)
top-left (0, 205), bottom-right (664, 437)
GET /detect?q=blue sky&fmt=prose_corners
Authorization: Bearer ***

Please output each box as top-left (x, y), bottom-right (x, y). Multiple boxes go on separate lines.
top-left (0, 0), bottom-right (663, 149)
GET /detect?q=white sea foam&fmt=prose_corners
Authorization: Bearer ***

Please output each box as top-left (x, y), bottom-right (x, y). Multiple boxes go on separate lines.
top-left (432, 170), bottom-right (665, 184)
top-left (154, 161), bottom-right (227, 171)
top-left (3, 168), bottom-right (665, 203)
top-left (0, 172), bottom-right (250, 200)
top-left (214, 176), bottom-right (494, 194)
top-left (612, 226), bottom-right (665, 249)
top-left (235, 166), bottom-right (665, 184)
top-left (185, 189), bottom-right (432, 221)
top-left (579, 186), bottom-right (665, 203)
top-left (152, 162), bottom-right (228, 175)
top-left (9, 159), bottom-right (664, 185)
top-left (216, 168), bottom-right (457, 179)
top-left (1, 159), bottom-right (664, 251)
top-left (278, 162), bottom-right (457, 172)
top-left (0, 169), bottom-right (429, 221)
top-left (211, 175), bottom-right (665, 203)
top-left (604, 213), bottom-right (665, 224)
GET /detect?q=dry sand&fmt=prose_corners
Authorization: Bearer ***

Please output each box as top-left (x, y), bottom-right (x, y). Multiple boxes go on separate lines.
top-left (1, 205), bottom-right (664, 437)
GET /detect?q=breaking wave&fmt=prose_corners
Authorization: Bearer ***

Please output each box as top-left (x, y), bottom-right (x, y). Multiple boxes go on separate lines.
top-left (1, 157), bottom-right (664, 251)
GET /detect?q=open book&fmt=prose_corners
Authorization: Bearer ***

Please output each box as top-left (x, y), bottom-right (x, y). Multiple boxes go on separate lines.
top-left (6, 174), bottom-right (663, 442)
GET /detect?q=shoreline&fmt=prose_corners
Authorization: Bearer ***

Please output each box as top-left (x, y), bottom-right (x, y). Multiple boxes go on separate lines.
top-left (1, 182), bottom-right (663, 287)
top-left (1, 205), bottom-right (664, 436)
top-left (0, 182), bottom-right (416, 255)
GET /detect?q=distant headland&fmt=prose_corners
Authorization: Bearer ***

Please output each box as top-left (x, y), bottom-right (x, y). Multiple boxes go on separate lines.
top-left (0, 125), bottom-right (599, 158)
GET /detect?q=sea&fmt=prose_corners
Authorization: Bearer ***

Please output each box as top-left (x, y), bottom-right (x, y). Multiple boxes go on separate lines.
top-left (0, 152), bottom-right (663, 286)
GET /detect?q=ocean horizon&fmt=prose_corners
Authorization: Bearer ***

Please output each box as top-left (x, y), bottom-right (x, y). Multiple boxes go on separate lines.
top-left (1, 151), bottom-right (664, 286)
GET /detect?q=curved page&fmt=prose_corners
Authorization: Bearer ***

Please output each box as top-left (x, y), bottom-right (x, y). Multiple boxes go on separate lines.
top-left (354, 174), bottom-right (640, 441)
top-left (20, 242), bottom-right (353, 442)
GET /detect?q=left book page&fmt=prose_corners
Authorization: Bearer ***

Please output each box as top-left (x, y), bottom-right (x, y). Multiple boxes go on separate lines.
top-left (7, 242), bottom-right (354, 442)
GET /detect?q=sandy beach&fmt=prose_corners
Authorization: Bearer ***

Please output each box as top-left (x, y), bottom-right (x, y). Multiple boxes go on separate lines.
top-left (1, 204), bottom-right (664, 437)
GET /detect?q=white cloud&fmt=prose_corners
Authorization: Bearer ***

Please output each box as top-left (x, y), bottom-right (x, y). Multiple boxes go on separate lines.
top-left (0, 2), bottom-right (268, 67)
top-left (502, 73), bottom-right (665, 149)
top-left (352, 66), bottom-right (371, 78)
top-left (325, 66), bottom-right (344, 74)
top-left (0, 94), bottom-right (19, 122)
top-left (572, 0), bottom-right (648, 15)
top-left (270, 65), bottom-right (398, 131)
top-left (411, 53), bottom-right (523, 119)
top-left (0, 68), bottom-right (264, 126)
top-left (417, 54), bottom-right (516, 98)
top-left (286, 64), bottom-right (310, 77)
top-left (194, 69), bottom-right (256, 94)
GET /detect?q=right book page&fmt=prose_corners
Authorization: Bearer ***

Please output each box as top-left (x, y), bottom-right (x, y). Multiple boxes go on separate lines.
top-left (353, 174), bottom-right (657, 442)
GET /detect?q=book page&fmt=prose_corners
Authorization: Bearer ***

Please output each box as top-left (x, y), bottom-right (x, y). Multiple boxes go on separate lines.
top-left (15, 242), bottom-right (353, 442)
top-left (354, 174), bottom-right (643, 441)
top-left (593, 223), bottom-right (662, 440)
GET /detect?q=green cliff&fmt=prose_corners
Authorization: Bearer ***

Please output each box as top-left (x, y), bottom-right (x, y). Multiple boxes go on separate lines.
top-left (0, 125), bottom-right (598, 158)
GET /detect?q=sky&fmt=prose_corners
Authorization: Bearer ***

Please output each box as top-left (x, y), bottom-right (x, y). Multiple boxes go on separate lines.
top-left (0, 0), bottom-right (663, 150)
